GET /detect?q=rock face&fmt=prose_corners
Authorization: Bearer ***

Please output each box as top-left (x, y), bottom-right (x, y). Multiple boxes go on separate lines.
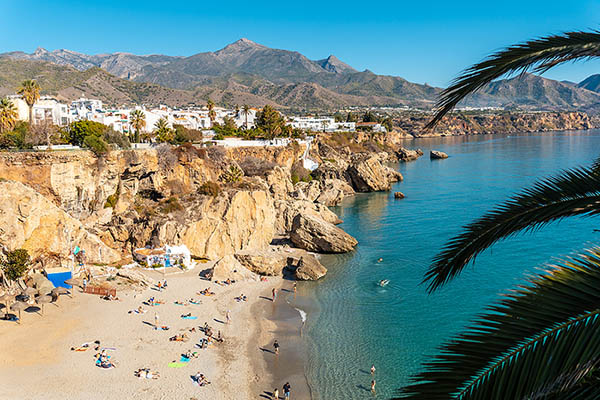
top-left (347, 154), bottom-right (403, 192)
top-left (315, 179), bottom-right (354, 206)
top-left (234, 250), bottom-right (288, 276)
top-left (290, 214), bottom-right (357, 253)
top-left (212, 254), bottom-right (257, 281)
top-left (396, 147), bottom-right (423, 162)
top-left (274, 199), bottom-right (342, 235)
top-left (0, 180), bottom-right (120, 264)
top-left (295, 254), bottom-right (327, 280)
top-left (430, 150), bottom-right (448, 159)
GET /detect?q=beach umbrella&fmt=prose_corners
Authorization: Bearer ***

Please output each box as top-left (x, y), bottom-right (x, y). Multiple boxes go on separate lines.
top-left (36, 295), bottom-right (52, 315)
top-left (10, 301), bottom-right (28, 324)
top-left (22, 287), bottom-right (38, 298)
top-left (51, 287), bottom-right (69, 296)
top-left (64, 279), bottom-right (80, 296)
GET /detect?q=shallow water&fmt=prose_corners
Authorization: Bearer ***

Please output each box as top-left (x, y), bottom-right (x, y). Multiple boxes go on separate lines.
top-left (303, 130), bottom-right (600, 399)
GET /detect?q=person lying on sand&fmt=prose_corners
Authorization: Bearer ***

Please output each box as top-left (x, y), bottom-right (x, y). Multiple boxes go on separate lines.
top-left (181, 313), bottom-right (192, 318)
top-left (169, 333), bottom-right (189, 342)
top-left (197, 288), bottom-right (215, 296)
top-left (135, 368), bottom-right (159, 379)
top-left (189, 298), bottom-right (201, 304)
top-left (102, 294), bottom-right (120, 301)
top-left (193, 372), bottom-right (210, 386)
top-left (174, 300), bottom-right (189, 306)
top-left (128, 306), bottom-right (147, 314)
top-left (234, 294), bottom-right (247, 302)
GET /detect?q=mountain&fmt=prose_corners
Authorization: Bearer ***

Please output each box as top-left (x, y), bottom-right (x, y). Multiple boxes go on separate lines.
top-left (578, 74), bottom-right (600, 93)
top-left (2, 40), bottom-right (600, 111)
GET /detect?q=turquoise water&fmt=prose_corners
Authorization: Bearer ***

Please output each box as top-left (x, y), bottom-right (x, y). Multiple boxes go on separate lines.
top-left (303, 131), bottom-right (600, 399)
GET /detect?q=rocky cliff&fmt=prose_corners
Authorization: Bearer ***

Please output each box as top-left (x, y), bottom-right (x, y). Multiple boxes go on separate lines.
top-left (394, 111), bottom-right (597, 137)
top-left (0, 139), bottom-right (405, 280)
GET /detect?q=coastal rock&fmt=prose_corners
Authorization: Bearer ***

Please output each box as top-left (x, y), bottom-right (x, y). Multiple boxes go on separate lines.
top-left (116, 269), bottom-right (155, 286)
top-left (0, 180), bottom-right (121, 264)
top-left (430, 150), bottom-right (449, 159)
top-left (265, 166), bottom-right (294, 199)
top-left (295, 254), bottom-right (327, 280)
top-left (274, 200), bottom-right (342, 234)
top-left (394, 192), bottom-right (405, 199)
top-left (396, 147), bottom-right (422, 162)
top-left (347, 154), bottom-right (403, 192)
top-left (212, 254), bottom-right (258, 281)
top-left (289, 214), bottom-right (357, 253)
top-left (315, 179), bottom-right (354, 206)
top-left (234, 250), bottom-right (288, 276)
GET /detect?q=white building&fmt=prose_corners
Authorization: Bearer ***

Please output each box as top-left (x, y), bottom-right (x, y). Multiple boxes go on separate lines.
top-left (356, 122), bottom-right (386, 133)
top-left (289, 116), bottom-right (355, 132)
top-left (7, 95), bottom-right (71, 126)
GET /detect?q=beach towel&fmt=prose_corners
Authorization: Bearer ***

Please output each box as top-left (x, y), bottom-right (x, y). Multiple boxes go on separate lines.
top-left (174, 303), bottom-right (187, 306)
top-left (168, 362), bottom-right (185, 368)
top-left (180, 356), bottom-right (190, 363)
top-left (189, 301), bottom-right (201, 305)
top-left (181, 316), bottom-right (197, 320)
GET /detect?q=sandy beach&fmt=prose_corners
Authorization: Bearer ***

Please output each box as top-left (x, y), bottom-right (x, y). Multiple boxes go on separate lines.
top-left (0, 267), bottom-right (305, 400)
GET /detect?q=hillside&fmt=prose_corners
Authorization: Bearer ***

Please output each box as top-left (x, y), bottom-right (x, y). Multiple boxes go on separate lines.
top-left (2, 40), bottom-right (600, 111)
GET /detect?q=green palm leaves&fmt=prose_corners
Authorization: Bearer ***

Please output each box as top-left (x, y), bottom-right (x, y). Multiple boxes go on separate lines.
top-left (425, 163), bottom-right (600, 291)
top-left (16, 79), bottom-right (40, 124)
top-left (427, 31), bottom-right (600, 129)
top-left (402, 28), bottom-right (600, 399)
top-left (0, 98), bottom-right (18, 133)
top-left (399, 250), bottom-right (600, 399)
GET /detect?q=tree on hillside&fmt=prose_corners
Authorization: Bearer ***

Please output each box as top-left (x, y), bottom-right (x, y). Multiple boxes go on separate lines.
top-left (0, 99), bottom-right (18, 133)
top-left (399, 29), bottom-right (600, 399)
top-left (346, 112), bottom-right (358, 122)
top-left (129, 109), bottom-right (146, 143)
top-left (256, 105), bottom-right (286, 139)
top-left (16, 79), bottom-right (40, 125)
top-left (154, 117), bottom-right (174, 143)
top-left (2, 249), bottom-right (30, 281)
top-left (382, 117), bottom-right (393, 133)
top-left (242, 104), bottom-right (251, 130)
top-left (362, 111), bottom-right (378, 123)
top-left (206, 99), bottom-right (216, 124)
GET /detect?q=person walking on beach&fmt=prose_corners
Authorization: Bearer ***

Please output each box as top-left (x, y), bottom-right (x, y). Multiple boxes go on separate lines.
top-left (273, 339), bottom-right (280, 355)
top-left (272, 288), bottom-right (277, 302)
top-left (371, 364), bottom-right (376, 375)
top-left (273, 388), bottom-right (279, 399)
top-left (154, 312), bottom-right (159, 330)
top-left (371, 379), bottom-right (376, 394)
top-left (226, 310), bottom-right (231, 324)
top-left (82, 277), bottom-right (88, 292)
top-left (293, 282), bottom-right (297, 298)
top-left (283, 382), bottom-right (291, 399)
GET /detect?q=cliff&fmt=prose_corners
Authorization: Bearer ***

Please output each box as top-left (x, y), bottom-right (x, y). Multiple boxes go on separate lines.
top-left (0, 141), bottom-right (402, 281)
top-left (393, 111), bottom-right (597, 137)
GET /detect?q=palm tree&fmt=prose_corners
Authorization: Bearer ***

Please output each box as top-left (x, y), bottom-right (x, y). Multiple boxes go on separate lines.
top-left (206, 99), bottom-right (216, 125)
top-left (242, 104), bottom-right (250, 130)
top-left (0, 99), bottom-right (18, 133)
top-left (399, 29), bottom-right (600, 399)
top-left (16, 79), bottom-right (40, 125)
top-left (153, 117), bottom-right (173, 143)
top-left (129, 109), bottom-right (146, 143)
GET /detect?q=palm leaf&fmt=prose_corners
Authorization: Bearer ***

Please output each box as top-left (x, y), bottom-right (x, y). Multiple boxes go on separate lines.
top-left (425, 163), bottom-right (600, 291)
top-left (426, 30), bottom-right (600, 129)
top-left (398, 249), bottom-right (600, 399)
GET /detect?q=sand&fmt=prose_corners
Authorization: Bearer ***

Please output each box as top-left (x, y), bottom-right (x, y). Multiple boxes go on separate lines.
top-left (0, 267), bottom-right (294, 400)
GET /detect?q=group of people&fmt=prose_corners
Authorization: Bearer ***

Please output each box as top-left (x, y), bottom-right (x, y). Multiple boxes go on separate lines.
top-left (272, 382), bottom-right (291, 399)
top-left (156, 280), bottom-right (168, 291)
top-left (95, 349), bottom-right (116, 369)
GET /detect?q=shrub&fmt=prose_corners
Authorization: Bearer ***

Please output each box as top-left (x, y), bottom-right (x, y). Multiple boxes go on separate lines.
top-left (63, 120), bottom-right (107, 146)
top-left (160, 196), bottom-right (183, 214)
top-left (291, 161), bottom-right (312, 183)
top-left (206, 146), bottom-right (227, 163)
top-left (2, 249), bottom-right (30, 281)
top-left (239, 156), bottom-right (276, 177)
top-left (104, 186), bottom-right (120, 208)
top-left (221, 165), bottom-right (244, 183)
top-left (156, 143), bottom-right (178, 170)
top-left (172, 125), bottom-right (204, 144)
top-left (198, 181), bottom-right (221, 197)
top-left (83, 134), bottom-right (109, 156)
top-left (104, 128), bottom-right (131, 149)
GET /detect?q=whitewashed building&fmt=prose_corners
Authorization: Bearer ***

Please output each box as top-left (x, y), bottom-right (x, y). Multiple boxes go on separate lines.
top-left (289, 116), bottom-right (355, 132)
top-left (7, 95), bottom-right (71, 125)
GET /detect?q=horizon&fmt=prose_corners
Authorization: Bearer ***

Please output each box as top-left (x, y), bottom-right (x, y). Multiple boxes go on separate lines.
top-left (3, 1), bottom-right (600, 86)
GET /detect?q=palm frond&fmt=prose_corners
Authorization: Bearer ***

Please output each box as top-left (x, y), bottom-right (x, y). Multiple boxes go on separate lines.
top-left (426, 30), bottom-right (600, 129)
top-left (398, 250), bottom-right (600, 400)
top-left (426, 163), bottom-right (600, 291)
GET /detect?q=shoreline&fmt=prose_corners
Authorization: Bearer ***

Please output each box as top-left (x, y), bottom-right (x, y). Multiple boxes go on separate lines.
top-left (253, 280), bottom-right (314, 400)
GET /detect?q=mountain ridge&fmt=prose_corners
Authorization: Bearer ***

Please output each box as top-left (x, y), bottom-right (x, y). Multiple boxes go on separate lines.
top-left (2, 39), bottom-right (600, 111)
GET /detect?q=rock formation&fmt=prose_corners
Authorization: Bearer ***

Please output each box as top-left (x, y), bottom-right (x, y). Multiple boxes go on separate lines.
top-left (295, 254), bottom-right (327, 280)
top-left (290, 214), bottom-right (358, 253)
top-left (430, 150), bottom-right (449, 159)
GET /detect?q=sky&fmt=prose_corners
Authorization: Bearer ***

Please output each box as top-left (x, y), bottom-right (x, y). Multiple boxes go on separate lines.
top-left (2, 0), bottom-right (600, 87)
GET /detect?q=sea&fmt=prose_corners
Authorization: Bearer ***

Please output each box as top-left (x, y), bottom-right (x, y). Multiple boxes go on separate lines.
top-left (297, 130), bottom-right (600, 399)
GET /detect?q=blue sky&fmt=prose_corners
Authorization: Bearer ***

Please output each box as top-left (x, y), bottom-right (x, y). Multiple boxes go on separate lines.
top-left (2, 0), bottom-right (600, 87)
